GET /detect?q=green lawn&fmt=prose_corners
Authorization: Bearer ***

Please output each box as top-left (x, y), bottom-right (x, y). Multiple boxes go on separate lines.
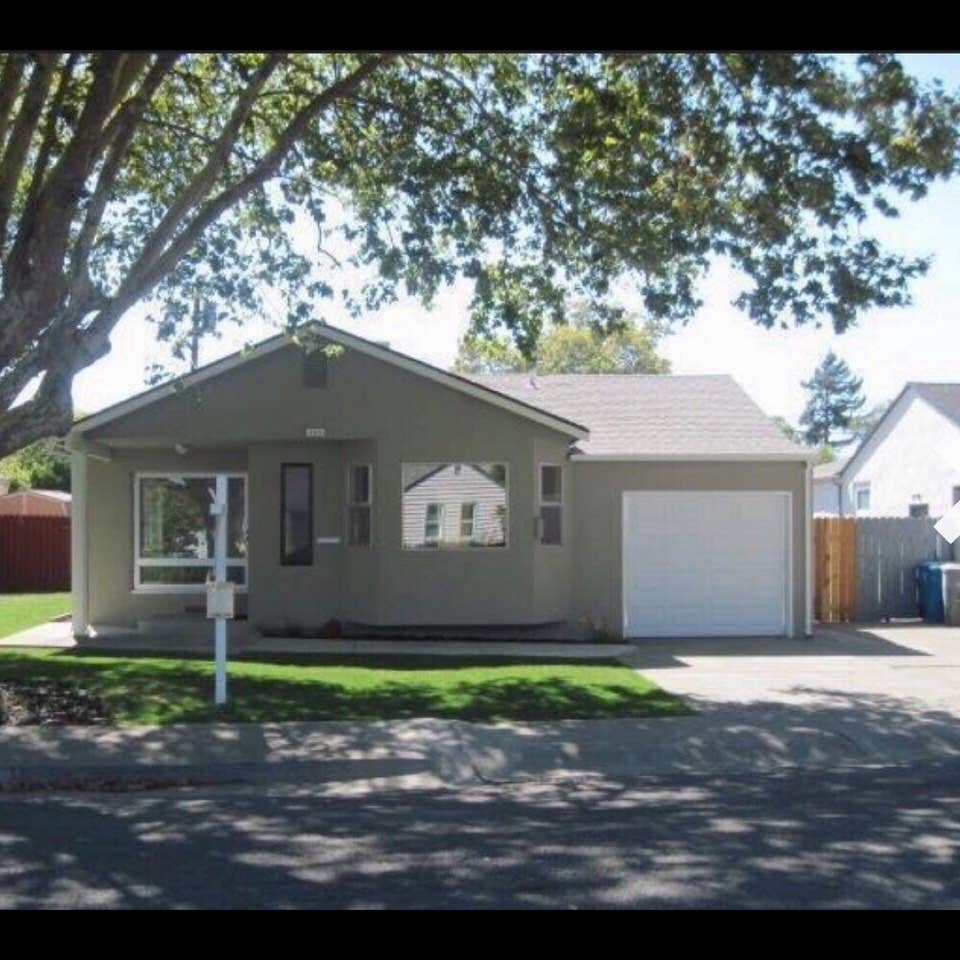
top-left (0, 649), bottom-right (689, 724)
top-left (0, 593), bottom-right (70, 638)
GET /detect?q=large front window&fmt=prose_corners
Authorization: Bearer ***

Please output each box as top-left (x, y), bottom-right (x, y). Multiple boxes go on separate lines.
top-left (135, 474), bottom-right (247, 589)
top-left (402, 463), bottom-right (508, 550)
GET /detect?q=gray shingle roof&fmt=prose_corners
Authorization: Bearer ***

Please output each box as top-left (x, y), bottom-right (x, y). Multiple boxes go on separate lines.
top-left (911, 383), bottom-right (960, 429)
top-left (813, 459), bottom-right (847, 479)
top-left (472, 373), bottom-right (807, 458)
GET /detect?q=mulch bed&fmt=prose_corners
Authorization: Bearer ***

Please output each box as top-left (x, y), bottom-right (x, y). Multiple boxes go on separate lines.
top-left (0, 681), bottom-right (111, 726)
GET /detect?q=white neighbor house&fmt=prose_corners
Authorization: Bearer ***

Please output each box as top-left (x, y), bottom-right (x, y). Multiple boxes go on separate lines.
top-left (813, 382), bottom-right (960, 519)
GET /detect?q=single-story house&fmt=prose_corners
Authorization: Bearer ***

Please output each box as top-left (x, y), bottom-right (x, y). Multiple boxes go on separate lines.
top-left (813, 382), bottom-right (960, 519)
top-left (0, 488), bottom-right (71, 517)
top-left (67, 323), bottom-right (813, 641)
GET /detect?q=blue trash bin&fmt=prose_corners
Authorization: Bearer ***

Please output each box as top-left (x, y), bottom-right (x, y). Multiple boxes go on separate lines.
top-left (916, 562), bottom-right (960, 623)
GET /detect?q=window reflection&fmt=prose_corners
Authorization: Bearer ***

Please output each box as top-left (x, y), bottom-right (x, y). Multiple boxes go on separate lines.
top-left (402, 463), bottom-right (507, 549)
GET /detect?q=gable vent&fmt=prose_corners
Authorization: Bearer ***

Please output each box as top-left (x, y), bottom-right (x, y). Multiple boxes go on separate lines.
top-left (302, 350), bottom-right (328, 388)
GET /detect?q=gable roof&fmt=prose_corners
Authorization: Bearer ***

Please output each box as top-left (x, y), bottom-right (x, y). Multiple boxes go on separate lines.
top-left (912, 383), bottom-right (960, 428)
top-left (839, 381), bottom-right (960, 481)
top-left (471, 373), bottom-right (809, 459)
top-left (71, 323), bottom-right (589, 441)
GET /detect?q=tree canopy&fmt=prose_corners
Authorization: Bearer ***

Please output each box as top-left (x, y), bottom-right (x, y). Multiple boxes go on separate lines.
top-left (0, 436), bottom-right (70, 491)
top-left (1, 52), bottom-right (957, 456)
top-left (454, 304), bottom-right (671, 374)
top-left (799, 350), bottom-right (867, 446)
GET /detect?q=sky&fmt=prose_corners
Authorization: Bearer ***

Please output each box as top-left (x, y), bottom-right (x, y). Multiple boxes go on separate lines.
top-left (71, 53), bottom-right (960, 427)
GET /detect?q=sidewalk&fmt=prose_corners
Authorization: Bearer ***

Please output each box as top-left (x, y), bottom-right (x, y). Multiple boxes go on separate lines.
top-left (5, 707), bottom-right (960, 793)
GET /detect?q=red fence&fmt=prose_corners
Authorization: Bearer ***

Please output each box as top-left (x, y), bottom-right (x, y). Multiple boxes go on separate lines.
top-left (0, 515), bottom-right (71, 592)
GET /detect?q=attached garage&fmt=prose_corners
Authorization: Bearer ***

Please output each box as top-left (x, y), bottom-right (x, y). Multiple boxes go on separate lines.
top-left (622, 490), bottom-right (791, 637)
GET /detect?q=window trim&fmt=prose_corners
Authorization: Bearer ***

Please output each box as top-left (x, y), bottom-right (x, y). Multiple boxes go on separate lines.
top-left (280, 463), bottom-right (314, 567)
top-left (346, 463), bottom-right (373, 546)
top-left (133, 472), bottom-right (248, 594)
top-left (538, 462), bottom-right (564, 546)
top-left (853, 481), bottom-right (871, 514)
top-left (401, 462), bottom-right (510, 551)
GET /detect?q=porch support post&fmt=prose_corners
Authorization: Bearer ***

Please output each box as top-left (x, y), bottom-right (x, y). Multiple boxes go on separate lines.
top-left (70, 440), bottom-right (89, 637)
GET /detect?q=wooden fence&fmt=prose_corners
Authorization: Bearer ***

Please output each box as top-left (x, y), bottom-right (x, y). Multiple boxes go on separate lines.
top-left (0, 515), bottom-right (71, 592)
top-left (814, 515), bottom-right (954, 623)
top-left (814, 517), bottom-right (857, 622)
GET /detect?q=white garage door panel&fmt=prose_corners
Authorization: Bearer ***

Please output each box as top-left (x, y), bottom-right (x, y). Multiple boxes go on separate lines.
top-left (623, 491), bottom-right (789, 638)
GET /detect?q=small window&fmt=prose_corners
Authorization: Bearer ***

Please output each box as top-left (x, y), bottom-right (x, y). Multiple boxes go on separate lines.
top-left (460, 502), bottom-right (478, 541)
top-left (854, 483), bottom-right (870, 513)
top-left (347, 464), bottom-right (372, 546)
top-left (539, 464), bottom-right (563, 545)
top-left (424, 503), bottom-right (444, 546)
top-left (910, 502), bottom-right (929, 518)
top-left (281, 464), bottom-right (313, 565)
top-left (953, 485), bottom-right (960, 507)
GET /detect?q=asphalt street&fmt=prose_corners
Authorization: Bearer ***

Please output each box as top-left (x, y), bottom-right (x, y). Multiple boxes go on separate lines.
top-left (3, 759), bottom-right (960, 908)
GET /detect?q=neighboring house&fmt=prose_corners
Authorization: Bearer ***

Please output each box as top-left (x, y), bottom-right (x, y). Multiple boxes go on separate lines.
top-left (67, 323), bottom-right (812, 641)
top-left (0, 488), bottom-right (71, 517)
top-left (812, 458), bottom-right (848, 516)
top-left (814, 383), bottom-right (960, 519)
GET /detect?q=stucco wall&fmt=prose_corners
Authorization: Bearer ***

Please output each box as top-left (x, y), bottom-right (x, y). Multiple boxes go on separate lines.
top-left (570, 460), bottom-right (809, 638)
top-left (841, 392), bottom-right (960, 518)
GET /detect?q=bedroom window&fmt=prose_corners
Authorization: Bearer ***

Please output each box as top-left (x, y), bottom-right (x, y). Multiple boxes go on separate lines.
top-left (539, 464), bottom-right (563, 545)
top-left (281, 464), bottom-right (313, 565)
top-left (402, 463), bottom-right (508, 550)
top-left (347, 464), bottom-right (372, 546)
top-left (135, 474), bottom-right (247, 590)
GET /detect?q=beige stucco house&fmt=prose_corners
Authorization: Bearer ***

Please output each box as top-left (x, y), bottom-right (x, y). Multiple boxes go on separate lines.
top-left (68, 323), bottom-right (813, 641)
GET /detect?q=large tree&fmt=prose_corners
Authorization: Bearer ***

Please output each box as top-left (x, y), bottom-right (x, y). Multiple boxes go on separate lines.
top-left (454, 304), bottom-right (671, 374)
top-left (1, 53), bottom-right (957, 456)
top-left (799, 350), bottom-right (867, 446)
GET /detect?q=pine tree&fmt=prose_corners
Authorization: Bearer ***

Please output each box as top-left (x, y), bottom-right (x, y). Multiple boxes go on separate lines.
top-left (799, 351), bottom-right (866, 447)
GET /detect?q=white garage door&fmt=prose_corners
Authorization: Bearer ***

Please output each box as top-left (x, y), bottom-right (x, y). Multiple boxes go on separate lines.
top-left (622, 491), bottom-right (790, 638)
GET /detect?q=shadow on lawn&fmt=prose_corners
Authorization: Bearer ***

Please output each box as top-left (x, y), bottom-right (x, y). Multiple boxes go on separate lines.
top-left (0, 651), bottom-right (687, 724)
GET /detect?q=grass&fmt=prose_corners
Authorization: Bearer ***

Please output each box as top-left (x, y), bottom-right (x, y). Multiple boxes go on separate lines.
top-left (0, 649), bottom-right (690, 725)
top-left (0, 593), bottom-right (70, 639)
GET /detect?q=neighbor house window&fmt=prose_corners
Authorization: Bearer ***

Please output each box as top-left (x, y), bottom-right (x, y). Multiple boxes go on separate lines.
top-left (910, 502), bottom-right (929, 518)
top-left (953, 485), bottom-right (960, 507)
top-left (460, 502), bottom-right (478, 541)
top-left (402, 463), bottom-right (508, 550)
top-left (424, 503), bottom-right (444, 545)
top-left (281, 464), bottom-right (313, 565)
top-left (347, 464), bottom-right (372, 546)
top-left (135, 474), bottom-right (247, 590)
top-left (854, 482), bottom-right (870, 513)
top-left (539, 464), bottom-right (563, 545)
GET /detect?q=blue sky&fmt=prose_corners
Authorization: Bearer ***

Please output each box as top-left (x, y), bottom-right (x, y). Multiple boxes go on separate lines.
top-left (72, 53), bottom-right (960, 426)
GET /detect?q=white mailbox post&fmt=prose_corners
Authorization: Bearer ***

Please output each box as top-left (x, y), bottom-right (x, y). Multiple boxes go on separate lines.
top-left (207, 475), bottom-right (231, 706)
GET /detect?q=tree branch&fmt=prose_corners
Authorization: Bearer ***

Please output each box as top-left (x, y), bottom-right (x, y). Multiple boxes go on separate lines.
top-left (0, 54), bottom-right (56, 256)
top-left (129, 53), bottom-right (286, 279)
top-left (0, 54), bottom-right (27, 159)
top-left (120, 54), bottom-right (395, 304)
